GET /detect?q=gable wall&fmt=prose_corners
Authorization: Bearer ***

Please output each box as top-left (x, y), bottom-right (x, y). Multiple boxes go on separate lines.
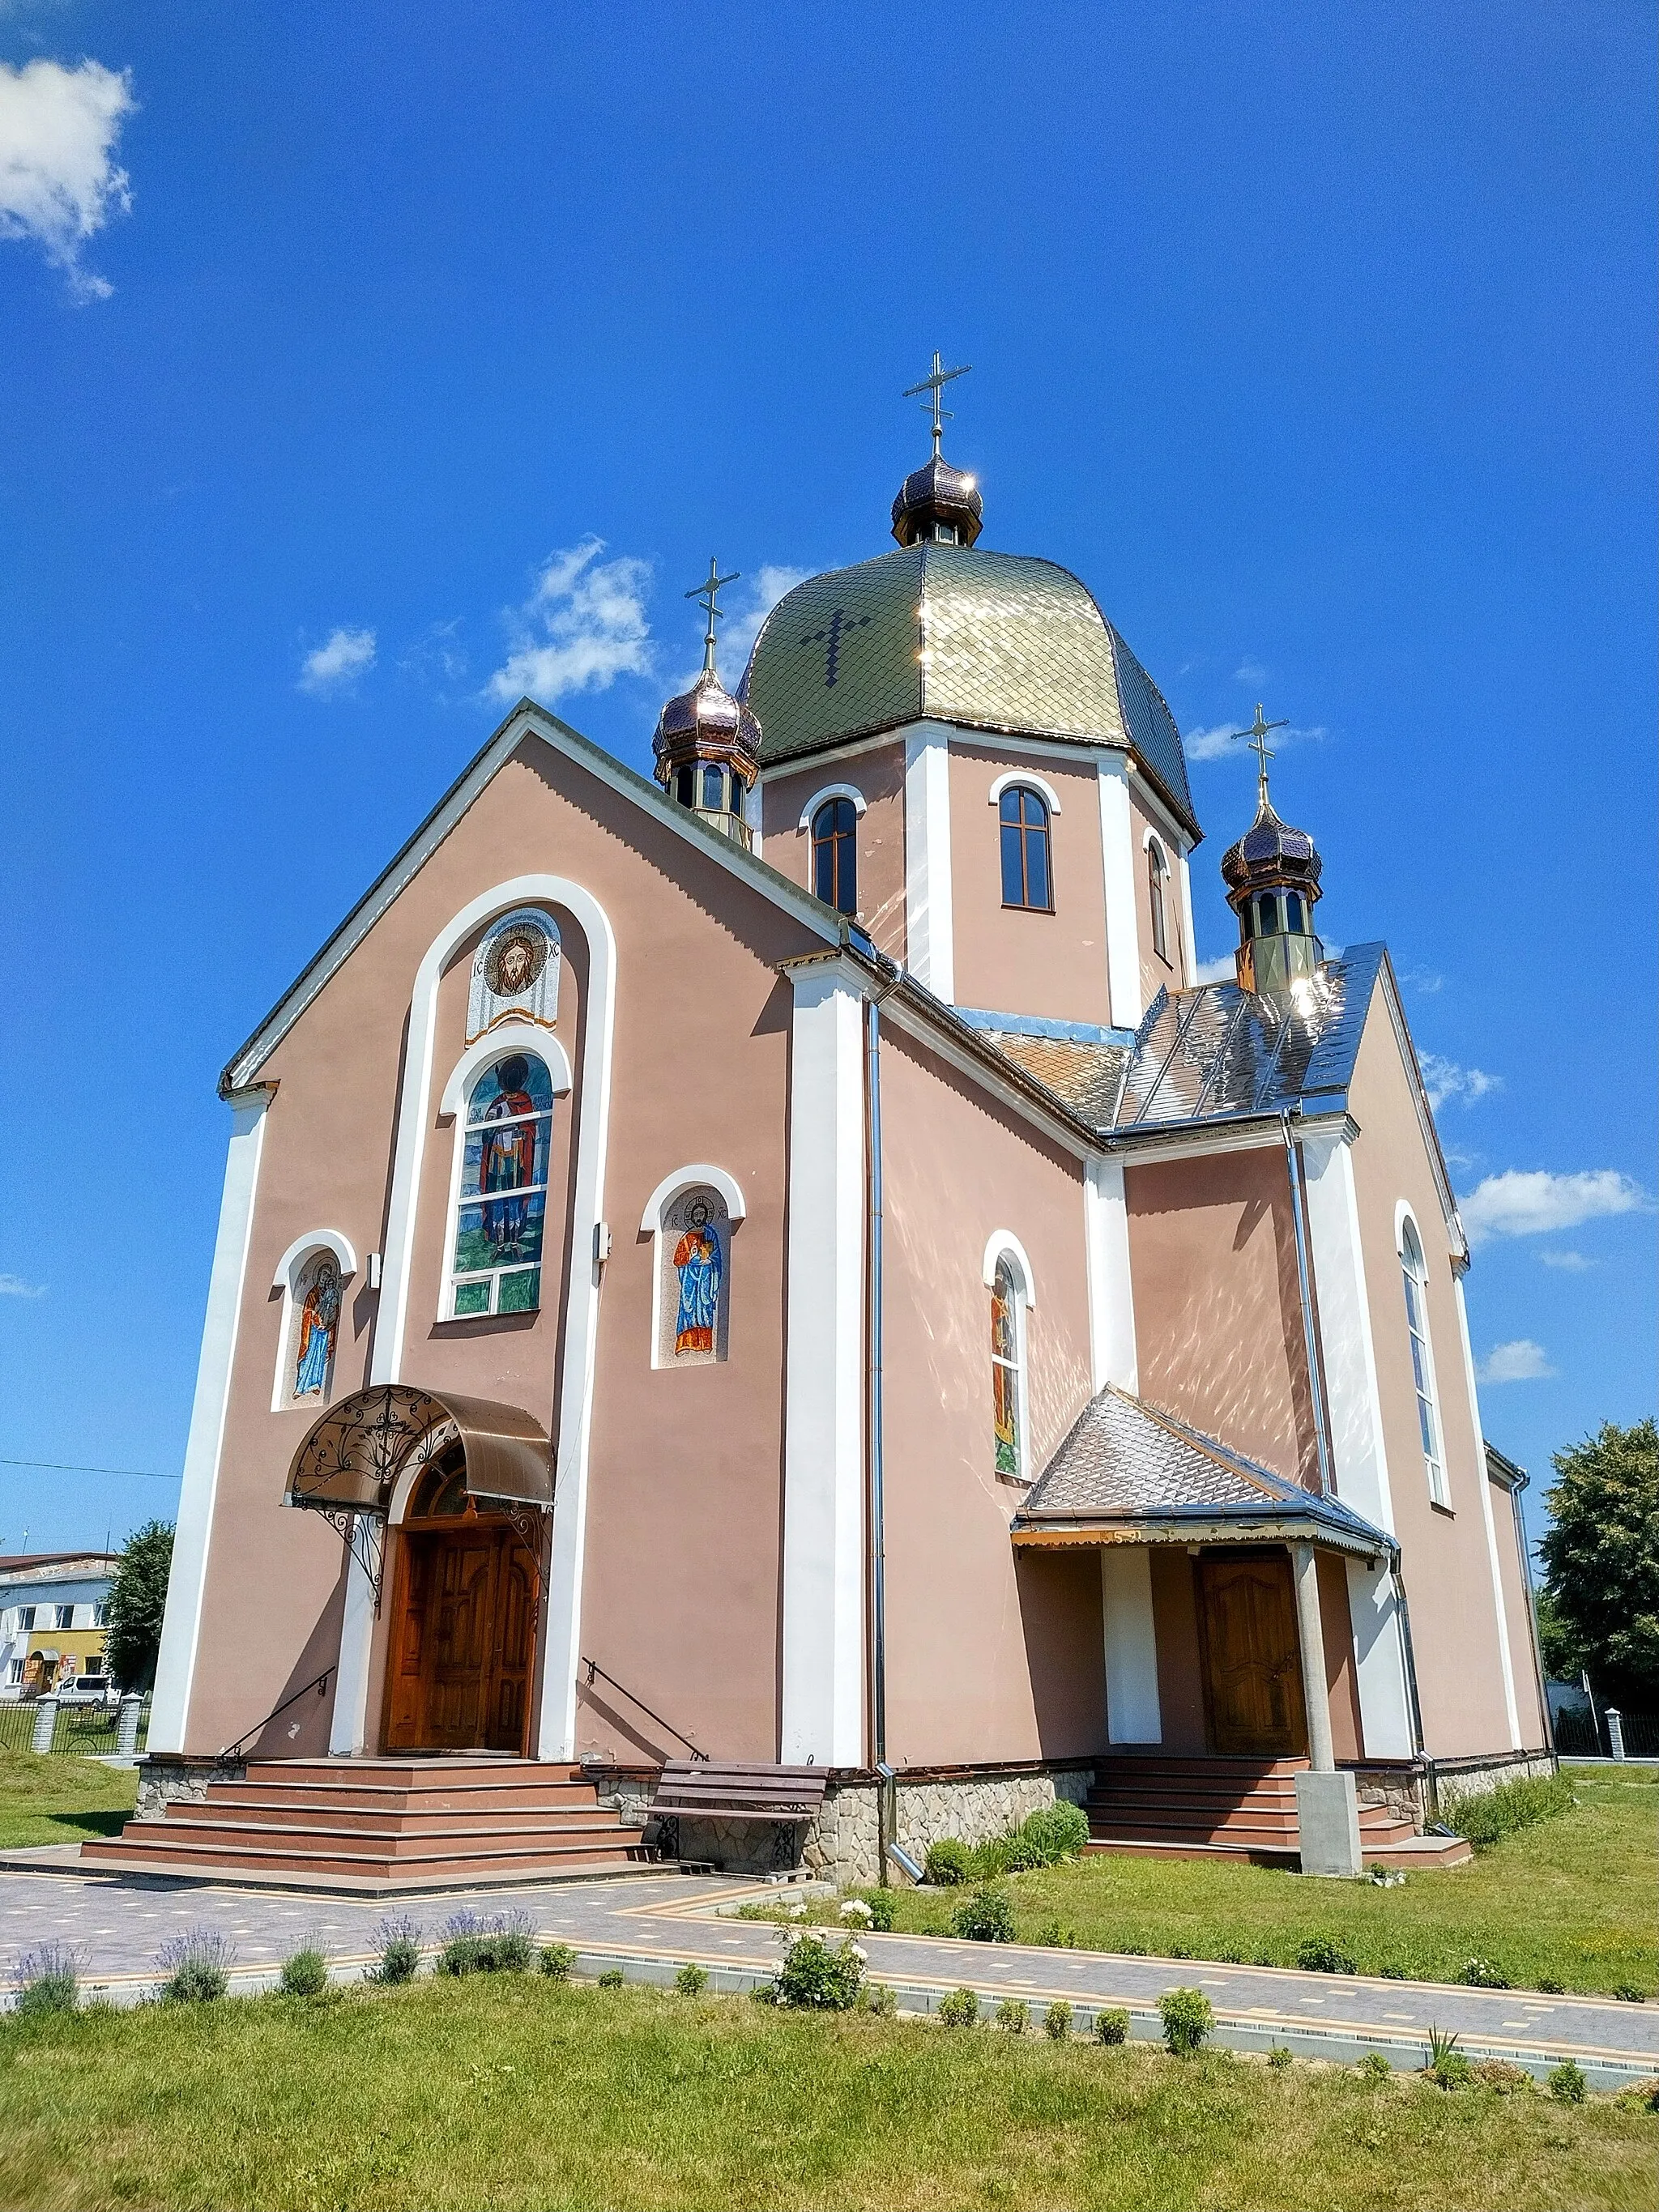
top-left (1346, 1001), bottom-right (1516, 1755)
top-left (182, 735), bottom-right (821, 1758)
top-left (758, 740), bottom-right (907, 965)
top-left (880, 1028), bottom-right (1102, 1765)
top-left (1129, 788), bottom-right (1189, 1010)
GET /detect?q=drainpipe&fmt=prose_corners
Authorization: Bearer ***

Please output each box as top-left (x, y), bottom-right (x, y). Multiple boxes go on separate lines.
top-left (1282, 1109), bottom-right (1334, 1496)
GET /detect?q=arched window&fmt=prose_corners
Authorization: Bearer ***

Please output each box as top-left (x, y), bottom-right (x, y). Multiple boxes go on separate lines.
top-left (675, 765), bottom-right (694, 808)
top-left (1256, 893), bottom-right (1280, 936)
top-left (1285, 890), bottom-right (1305, 933)
top-left (812, 797), bottom-right (858, 914)
top-left (1000, 786), bottom-right (1053, 910)
top-left (702, 764), bottom-right (727, 810)
top-left (1399, 1216), bottom-right (1448, 1506)
top-left (1146, 838), bottom-right (1170, 962)
top-left (990, 1255), bottom-right (1029, 1480)
top-left (450, 1051), bottom-right (554, 1317)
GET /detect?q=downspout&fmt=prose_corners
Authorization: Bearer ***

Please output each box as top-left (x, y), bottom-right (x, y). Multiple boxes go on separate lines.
top-left (1282, 1109), bottom-right (1334, 1497)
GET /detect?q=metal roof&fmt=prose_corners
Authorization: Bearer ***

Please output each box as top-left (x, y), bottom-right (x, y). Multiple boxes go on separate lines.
top-left (741, 543), bottom-right (1199, 837)
top-left (1012, 1386), bottom-right (1392, 1555)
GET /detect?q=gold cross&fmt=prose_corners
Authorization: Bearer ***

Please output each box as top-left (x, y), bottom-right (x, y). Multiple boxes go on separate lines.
top-left (1229, 702), bottom-right (1289, 806)
top-left (902, 349), bottom-right (971, 456)
top-left (685, 557), bottom-right (740, 676)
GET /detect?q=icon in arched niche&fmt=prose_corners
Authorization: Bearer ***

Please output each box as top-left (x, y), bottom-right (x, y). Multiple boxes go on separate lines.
top-left (292, 1254), bottom-right (343, 1400)
top-left (659, 1187), bottom-right (730, 1365)
top-left (466, 907), bottom-right (561, 1043)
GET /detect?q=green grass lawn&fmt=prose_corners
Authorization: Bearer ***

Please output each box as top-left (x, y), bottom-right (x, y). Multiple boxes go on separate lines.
top-left (0, 1751), bottom-right (137, 1851)
top-left (776, 1767), bottom-right (1658, 1999)
top-left (2, 1975), bottom-right (1655, 2212)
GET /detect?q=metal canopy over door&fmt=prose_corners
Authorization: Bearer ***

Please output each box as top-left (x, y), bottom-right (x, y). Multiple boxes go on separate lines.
top-left (1196, 1549), bottom-right (1308, 1758)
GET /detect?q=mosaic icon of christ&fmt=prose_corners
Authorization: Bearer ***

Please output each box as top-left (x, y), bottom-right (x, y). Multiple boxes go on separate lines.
top-left (672, 1199), bottom-right (723, 1356)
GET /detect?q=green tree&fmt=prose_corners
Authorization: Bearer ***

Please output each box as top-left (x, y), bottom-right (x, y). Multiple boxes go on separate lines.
top-left (1539, 1421), bottom-right (1659, 1711)
top-left (104, 1521), bottom-right (174, 1692)
top-left (1533, 1588), bottom-right (1585, 1684)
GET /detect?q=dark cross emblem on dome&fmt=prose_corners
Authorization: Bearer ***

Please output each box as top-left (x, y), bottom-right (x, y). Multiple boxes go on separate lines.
top-left (686, 556), bottom-right (740, 678)
top-left (903, 349), bottom-right (972, 458)
top-left (800, 605), bottom-right (871, 688)
top-left (1226, 701), bottom-right (1289, 808)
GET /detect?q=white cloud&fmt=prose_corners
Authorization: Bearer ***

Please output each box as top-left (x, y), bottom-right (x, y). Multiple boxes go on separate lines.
top-left (1477, 1339), bottom-right (1557, 1384)
top-left (1418, 1053), bottom-right (1503, 1110)
top-left (1540, 1250), bottom-right (1595, 1272)
top-left (1461, 1168), bottom-right (1651, 1246)
top-left (1400, 965), bottom-right (1444, 996)
top-left (486, 538), bottom-right (653, 707)
top-left (400, 617), bottom-right (468, 689)
top-left (0, 58), bottom-right (134, 302)
top-left (1193, 953), bottom-right (1236, 984)
top-left (298, 626), bottom-right (377, 695)
top-left (1234, 658), bottom-right (1269, 684)
top-left (0, 1273), bottom-right (45, 1298)
top-left (1185, 720), bottom-right (1327, 765)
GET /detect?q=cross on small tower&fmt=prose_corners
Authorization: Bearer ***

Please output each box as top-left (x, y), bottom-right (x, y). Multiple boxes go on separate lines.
top-left (686, 557), bottom-right (740, 676)
top-left (1230, 702), bottom-right (1290, 808)
top-left (902, 349), bottom-right (972, 457)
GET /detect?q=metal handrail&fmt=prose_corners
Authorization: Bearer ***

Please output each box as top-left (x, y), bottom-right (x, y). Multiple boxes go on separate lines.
top-left (579, 1656), bottom-right (706, 1761)
top-left (220, 1667), bottom-right (335, 1762)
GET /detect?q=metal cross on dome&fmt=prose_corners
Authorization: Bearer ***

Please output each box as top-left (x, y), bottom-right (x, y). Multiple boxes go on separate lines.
top-left (902, 349), bottom-right (972, 457)
top-left (1229, 701), bottom-right (1290, 807)
top-left (686, 556), bottom-right (740, 676)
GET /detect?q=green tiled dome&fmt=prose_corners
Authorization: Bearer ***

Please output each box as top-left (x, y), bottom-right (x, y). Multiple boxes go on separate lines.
top-left (740, 543), bottom-right (1198, 837)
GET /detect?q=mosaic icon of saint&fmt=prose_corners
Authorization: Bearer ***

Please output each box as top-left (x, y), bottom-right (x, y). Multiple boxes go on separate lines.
top-left (478, 1054), bottom-right (539, 1256)
top-left (991, 1260), bottom-right (1021, 1477)
top-left (293, 1258), bottom-right (342, 1398)
top-left (672, 1199), bottom-right (723, 1357)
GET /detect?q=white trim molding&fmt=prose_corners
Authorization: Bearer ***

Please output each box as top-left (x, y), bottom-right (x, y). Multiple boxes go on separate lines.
top-left (269, 1230), bottom-right (360, 1415)
top-left (987, 768), bottom-right (1063, 815)
top-left (780, 959), bottom-right (867, 1765)
top-left (271, 1229), bottom-right (358, 1289)
top-left (1177, 847), bottom-right (1198, 989)
top-left (981, 1230), bottom-right (1037, 1305)
top-left (1096, 754), bottom-right (1141, 1029)
top-left (1084, 1156), bottom-right (1137, 1392)
top-left (437, 1025), bottom-right (573, 1119)
top-left (1452, 1270), bottom-right (1523, 1748)
top-left (149, 1089), bottom-right (271, 1754)
top-left (902, 722), bottom-right (955, 1002)
top-left (796, 782), bottom-right (868, 833)
top-left (638, 1164), bottom-right (748, 1233)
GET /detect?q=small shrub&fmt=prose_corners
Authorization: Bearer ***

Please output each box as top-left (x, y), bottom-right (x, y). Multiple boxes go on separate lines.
top-left (1357, 2051), bottom-right (1392, 2081)
top-left (1296, 1933), bottom-right (1357, 1975)
top-left (936, 1986), bottom-right (979, 2028)
top-left (1442, 1772), bottom-right (1573, 1849)
top-left (996, 1997), bottom-right (1030, 2034)
top-left (950, 1885), bottom-right (1016, 1944)
top-left (1548, 2060), bottom-right (1587, 2104)
top-left (1044, 2000), bottom-right (1072, 2042)
top-left (279, 1947), bottom-right (328, 1997)
top-left (11, 1942), bottom-right (83, 2018)
top-left (1159, 1987), bottom-right (1213, 2056)
top-left (967, 1837), bottom-right (1012, 1880)
top-left (772, 1931), bottom-right (865, 2010)
top-left (1018, 1799), bottom-right (1090, 1863)
top-left (1473, 2060), bottom-right (1532, 2095)
top-left (1380, 1963), bottom-right (1407, 1980)
top-left (371, 1916), bottom-right (422, 1985)
top-left (540, 1943), bottom-right (576, 1981)
top-left (1268, 2045), bottom-right (1293, 2070)
top-left (1216, 1946), bottom-right (1245, 1965)
top-left (597, 1968), bottom-right (625, 1990)
top-left (1427, 2029), bottom-right (1472, 2090)
top-left (838, 1899), bottom-right (873, 1926)
top-left (1095, 2007), bottom-right (1129, 2046)
top-left (1613, 1981), bottom-right (1651, 2004)
top-left (1034, 1917), bottom-right (1077, 1949)
top-left (1614, 2076), bottom-right (1659, 2115)
top-left (437, 1910), bottom-right (535, 1977)
top-left (1168, 1943), bottom-right (1192, 1959)
top-left (1536, 1976), bottom-right (1565, 1995)
top-left (158, 1929), bottom-right (235, 2004)
top-left (673, 1962), bottom-right (708, 1996)
top-left (864, 1890), bottom-right (896, 1933)
top-left (924, 1838), bottom-right (972, 1886)
top-left (1463, 1955), bottom-right (1511, 1989)
top-left (864, 1982), bottom-right (897, 2017)
top-left (998, 1831), bottom-right (1044, 1873)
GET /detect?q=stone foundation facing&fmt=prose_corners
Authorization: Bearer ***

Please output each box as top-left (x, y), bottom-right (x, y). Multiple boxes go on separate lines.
top-left (135, 1754), bottom-right (249, 1821)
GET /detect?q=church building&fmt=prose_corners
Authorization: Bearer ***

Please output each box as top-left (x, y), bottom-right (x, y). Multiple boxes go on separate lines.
top-left (113, 380), bottom-right (1550, 1888)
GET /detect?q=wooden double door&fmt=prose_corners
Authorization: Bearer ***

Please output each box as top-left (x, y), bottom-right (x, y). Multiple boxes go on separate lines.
top-left (1196, 1550), bottom-right (1308, 1758)
top-left (382, 1518), bottom-right (538, 1754)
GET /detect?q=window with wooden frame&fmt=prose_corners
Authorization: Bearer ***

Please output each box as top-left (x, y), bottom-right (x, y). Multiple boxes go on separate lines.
top-left (999, 786), bottom-right (1053, 910)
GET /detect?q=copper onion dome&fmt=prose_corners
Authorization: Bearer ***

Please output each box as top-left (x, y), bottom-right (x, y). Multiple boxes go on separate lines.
top-left (890, 452), bottom-right (984, 548)
top-left (1219, 791), bottom-right (1323, 906)
top-left (652, 664), bottom-right (762, 785)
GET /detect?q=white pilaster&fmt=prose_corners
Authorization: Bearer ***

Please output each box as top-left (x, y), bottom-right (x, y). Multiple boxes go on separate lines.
top-left (902, 722), bottom-right (954, 1001)
top-left (1343, 1557), bottom-right (1416, 1758)
top-left (780, 961), bottom-right (867, 1766)
top-left (149, 1090), bottom-right (270, 1753)
top-left (1101, 1548), bottom-right (1162, 1742)
top-left (1083, 1156), bottom-right (1137, 1392)
top-left (1291, 1541), bottom-right (1335, 1771)
top-left (1452, 1271), bottom-right (1523, 1749)
top-left (1096, 755), bottom-right (1141, 1029)
top-left (1177, 842), bottom-right (1198, 989)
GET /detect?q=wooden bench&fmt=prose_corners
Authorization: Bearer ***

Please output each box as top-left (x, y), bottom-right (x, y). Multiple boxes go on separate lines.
top-left (650, 1762), bottom-right (827, 1869)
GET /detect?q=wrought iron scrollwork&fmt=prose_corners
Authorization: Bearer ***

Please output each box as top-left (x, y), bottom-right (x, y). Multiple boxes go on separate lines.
top-left (316, 1505), bottom-right (386, 1613)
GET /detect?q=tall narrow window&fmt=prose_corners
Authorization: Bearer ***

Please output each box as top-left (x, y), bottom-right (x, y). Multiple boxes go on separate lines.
top-left (999, 786), bottom-right (1053, 910)
top-left (1147, 839), bottom-right (1170, 961)
top-left (812, 797), bottom-right (858, 914)
top-left (1399, 1217), bottom-right (1448, 1505)
top-left (450, 1051), bottom-right (553, 1317)
top-left (991, 1256), bottom-right (1026, 1478)
top-left (1285, 890), bottom-right (1305, 933)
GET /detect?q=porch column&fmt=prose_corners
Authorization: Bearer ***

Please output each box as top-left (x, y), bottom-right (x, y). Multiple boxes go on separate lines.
top-left (1290, 1542), bottom-right (1335, 1772)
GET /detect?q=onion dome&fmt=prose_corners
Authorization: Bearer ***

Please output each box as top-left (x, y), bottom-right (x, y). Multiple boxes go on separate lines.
top-left (1220, 791), bottom-right (1323, 906)
top-left (655, 560), bottom-right (762, 848)
top-left (1219, 724), bottom-right (1324, 992)
top-left (890, 453), bottom-right (984, 548)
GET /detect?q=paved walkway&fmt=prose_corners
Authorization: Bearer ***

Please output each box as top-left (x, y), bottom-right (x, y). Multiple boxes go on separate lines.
top-left (3, 1862), bottom-right (1655, 2087)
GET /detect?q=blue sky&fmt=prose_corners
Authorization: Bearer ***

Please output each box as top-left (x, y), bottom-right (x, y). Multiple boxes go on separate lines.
top-left (1, 3), bottom-right (1653, 1562)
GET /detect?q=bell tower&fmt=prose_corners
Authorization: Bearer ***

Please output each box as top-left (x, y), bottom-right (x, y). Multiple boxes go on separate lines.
top-left (653, 559), bottom-right (761, 849)
top-left (1220, 705), bottom-right (1324, 992)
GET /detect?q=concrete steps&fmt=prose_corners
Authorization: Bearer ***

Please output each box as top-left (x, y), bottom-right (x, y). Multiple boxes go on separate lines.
top-left (1084, 1756), bottom-right (1471, 1869)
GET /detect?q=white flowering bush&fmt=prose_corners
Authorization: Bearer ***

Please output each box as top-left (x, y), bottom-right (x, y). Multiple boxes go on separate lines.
top-left (769, 1928), bottom-right (867, 2010)
top-left (839, 1899), bottom-right (873, 1925)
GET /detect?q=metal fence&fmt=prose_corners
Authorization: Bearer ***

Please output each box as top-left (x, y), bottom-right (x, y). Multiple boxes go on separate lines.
top-left (0, 1694), bottom-right (151, 1758)
top-left (1614, 1711), bottom-right (1659, 1759)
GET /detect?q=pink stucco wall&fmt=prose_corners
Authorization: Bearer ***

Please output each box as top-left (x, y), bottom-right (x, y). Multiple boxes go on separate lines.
top-left (758, 742), bottom-right (907, 965)
top-left (1129, 790), bottom-right (1188, 1011)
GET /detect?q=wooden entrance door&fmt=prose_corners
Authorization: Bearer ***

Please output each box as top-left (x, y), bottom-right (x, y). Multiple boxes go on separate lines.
top-left (1196, 1552), bottom-right (1307, 1757)
top-left (382, 1517), bottom-right (539, 1754)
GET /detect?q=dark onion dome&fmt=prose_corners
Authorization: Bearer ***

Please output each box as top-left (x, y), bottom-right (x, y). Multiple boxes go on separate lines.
top-left (652, 667), bottom-right (762, 786)
top-left (890, 453), bottom-right (984, 548)
top-left (1220, 791), bottom-right (1323, 907)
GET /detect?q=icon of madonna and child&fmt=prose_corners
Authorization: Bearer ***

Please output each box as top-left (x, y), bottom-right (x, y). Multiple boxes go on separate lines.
top-left (669, 1196), bottom-right (725, 1359)
top-left (292, 1256), bottom-right (343, 1398)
